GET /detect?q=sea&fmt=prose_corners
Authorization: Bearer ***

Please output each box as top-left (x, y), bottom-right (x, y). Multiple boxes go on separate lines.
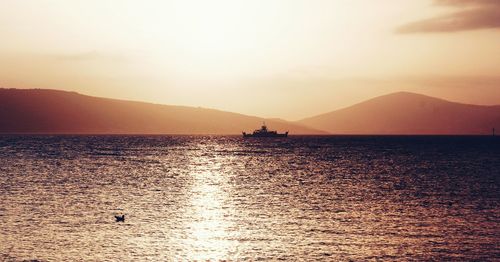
top-left (0, 135), bottom-right (499, 261)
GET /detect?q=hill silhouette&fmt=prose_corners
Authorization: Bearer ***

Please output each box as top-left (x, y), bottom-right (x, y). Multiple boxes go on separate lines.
top-left (0, 89), bottom-right (322, 134)
top-left (299, 92), bottom-right (500, 135)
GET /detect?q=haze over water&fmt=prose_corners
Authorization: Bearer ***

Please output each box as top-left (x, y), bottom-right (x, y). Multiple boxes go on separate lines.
top-left (1, 135), bottom-right (499, 261)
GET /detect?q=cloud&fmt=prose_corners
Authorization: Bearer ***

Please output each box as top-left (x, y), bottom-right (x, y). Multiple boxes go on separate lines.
top-left (396, 0), bottom-right (500, 33)
top-left (434, 0), bottom-right (499, 6)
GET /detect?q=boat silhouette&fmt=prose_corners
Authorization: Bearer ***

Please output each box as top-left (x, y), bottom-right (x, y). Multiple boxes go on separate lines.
top-left (243, 123), bottom-right (288, 138)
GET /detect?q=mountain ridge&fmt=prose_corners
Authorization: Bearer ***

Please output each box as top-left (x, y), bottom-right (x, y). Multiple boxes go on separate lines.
top-left (299, 91), bottom-right (500, 135)
top-left (0, 88), bottom-right (324, 134)
top-left (2, 88), bottom-right (499, 135)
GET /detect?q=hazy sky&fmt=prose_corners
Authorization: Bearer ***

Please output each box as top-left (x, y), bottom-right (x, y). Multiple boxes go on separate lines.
top-left (1, 0), bottom-right (499, 120)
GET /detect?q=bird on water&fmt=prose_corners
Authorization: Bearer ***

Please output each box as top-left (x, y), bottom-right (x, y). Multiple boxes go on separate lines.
top-left (115, 214), bottom-right (125, 222)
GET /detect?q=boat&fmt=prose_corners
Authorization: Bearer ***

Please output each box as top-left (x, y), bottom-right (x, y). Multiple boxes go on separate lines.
top-left (243, 123), bottom-right (288, 138)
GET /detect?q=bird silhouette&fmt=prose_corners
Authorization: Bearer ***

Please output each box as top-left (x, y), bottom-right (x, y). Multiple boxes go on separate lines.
top-left (115, 214), bottom-right (125, 222)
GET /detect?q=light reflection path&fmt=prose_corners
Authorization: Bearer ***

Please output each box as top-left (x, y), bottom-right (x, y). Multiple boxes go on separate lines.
top-left (175, 146), bottom-right (238, 260)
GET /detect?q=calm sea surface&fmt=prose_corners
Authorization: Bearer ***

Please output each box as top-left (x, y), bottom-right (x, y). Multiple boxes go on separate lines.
top-left (0, 136), bottom-right (499, 261)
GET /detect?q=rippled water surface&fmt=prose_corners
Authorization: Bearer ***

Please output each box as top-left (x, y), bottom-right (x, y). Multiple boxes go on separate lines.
top-left (1, 136), bottom-right (499, 261)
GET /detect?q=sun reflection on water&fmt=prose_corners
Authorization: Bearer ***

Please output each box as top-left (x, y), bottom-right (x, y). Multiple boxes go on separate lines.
top-left (176, 156), bottom-right (238, 261)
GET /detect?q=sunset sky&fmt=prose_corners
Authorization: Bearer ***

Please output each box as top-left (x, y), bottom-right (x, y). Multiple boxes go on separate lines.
top-left (1, 0), bottom-right (499, 120)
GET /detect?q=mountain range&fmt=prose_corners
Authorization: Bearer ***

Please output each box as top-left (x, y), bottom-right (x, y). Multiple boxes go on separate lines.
top-left (298, 92), bottom-right (500, 135)
top-left (1, 88), bottom-right (499, 135)
top-left (0, 89), bottom-right (320, 134)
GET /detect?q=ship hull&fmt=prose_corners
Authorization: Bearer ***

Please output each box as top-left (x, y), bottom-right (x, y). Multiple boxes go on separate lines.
top-left (242, 132), bottom-right (288, 138)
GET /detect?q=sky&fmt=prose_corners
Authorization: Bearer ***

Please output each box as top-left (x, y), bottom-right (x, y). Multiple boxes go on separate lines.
top-left (0, 0), bottom-right (499, 120)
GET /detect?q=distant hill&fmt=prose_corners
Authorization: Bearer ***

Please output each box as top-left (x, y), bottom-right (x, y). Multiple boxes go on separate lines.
top-left (0, 89), bottom-right (323, 134)
top-left (299, 92), bottom-right (500, 135)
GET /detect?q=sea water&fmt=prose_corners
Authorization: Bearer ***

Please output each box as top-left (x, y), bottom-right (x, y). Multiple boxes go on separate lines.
top-left (0, 135), bottom-right (499, 261)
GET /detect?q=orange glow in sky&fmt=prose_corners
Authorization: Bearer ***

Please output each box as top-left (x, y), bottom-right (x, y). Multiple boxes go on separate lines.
top-left (1, 0), bottom-right (499, 119)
